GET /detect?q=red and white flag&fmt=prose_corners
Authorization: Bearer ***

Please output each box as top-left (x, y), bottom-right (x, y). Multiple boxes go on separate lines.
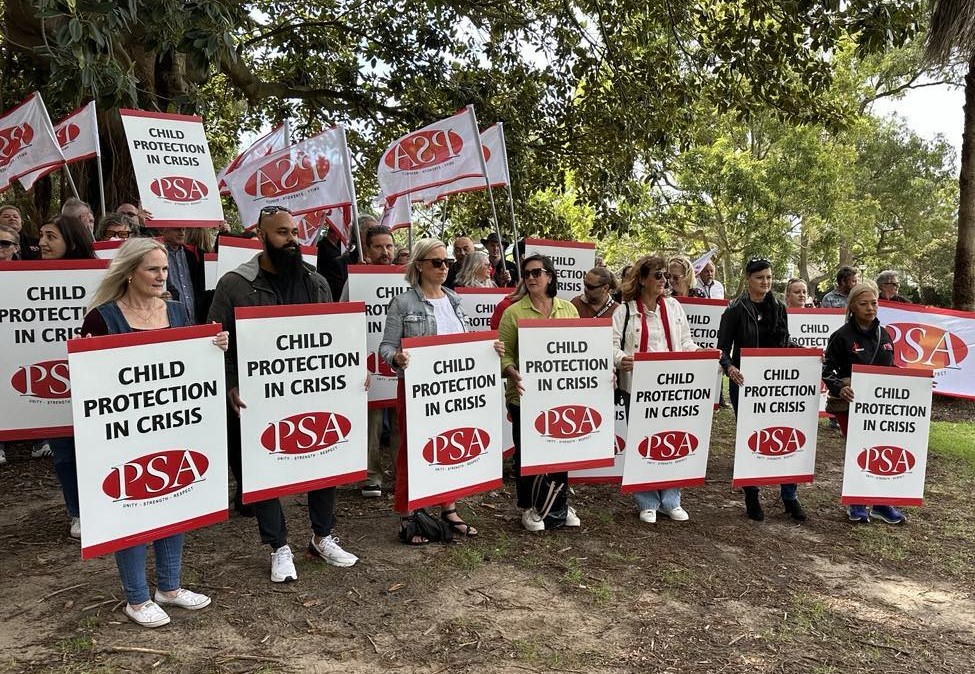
top-left (412, 123), bottom-right (510, 204)
top-left (224, 126), bottom-right (354, 228)
top-left (19, 101), bottom-right (99, 191)
top-left (0, 92), bottom-right (65, 193)
top-left (216, 123), bottom-right (289, 196)
top-left (379, 193), bottom-right (413, 231)
top-left (377, 106), bottom-right (485, 201)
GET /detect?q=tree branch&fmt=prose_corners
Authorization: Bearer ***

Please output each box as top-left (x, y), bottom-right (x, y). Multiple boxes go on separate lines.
top-left (861, 77), bottom-right (958, 114)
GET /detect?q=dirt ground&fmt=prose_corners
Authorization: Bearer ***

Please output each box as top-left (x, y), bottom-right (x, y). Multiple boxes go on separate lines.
top-left (2, 398), bottom-right (974, 674)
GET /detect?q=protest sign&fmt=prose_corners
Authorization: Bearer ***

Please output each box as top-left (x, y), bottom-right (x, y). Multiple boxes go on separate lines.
top-left (621, 351), bottom-right (719, 492)
top-left (678, 296), bottom-right (728, 408)
top-left (93, 240), bottom-right (124, 260)
top-left (402, 332), bottom-right (503, 509)
top-left (204, 253), bottom-right (217, 290)
top-left (119, 109), bottom-right (223, 227)
top-left (346, 266), bottom-right (410, 408)
top-left (788, 307), bottom-right (846, 416)
top-left (569, 402), bottom-right (627, 483)
top-left (67, 324), bottom-right (227, 559)
top-left (0, 259), bottom-right (109, 440)
top-left (522, 238), bottom-right (596, 301)
top-left (732, 348), bottom-right (822, 487)
top-left (840, 365), bottom-right (933, 506)
top-left (214, 236), bottom-right (317, 285)
top-left (518, 318), bottom-right (615, 475)
top-left (235, 303), bottom-right (368, 503)
top-left (878, 301), bottom-right (975, 400)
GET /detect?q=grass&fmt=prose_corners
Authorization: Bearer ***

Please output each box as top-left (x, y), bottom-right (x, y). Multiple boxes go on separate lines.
top-left (448, 545), bottom-right (485, 571)
top-left (56, 636), bottom-right (94, 655)
top-left (928, 421), bottom-right (975, 474)
top-left (850, 525), bottom-right (908, 561)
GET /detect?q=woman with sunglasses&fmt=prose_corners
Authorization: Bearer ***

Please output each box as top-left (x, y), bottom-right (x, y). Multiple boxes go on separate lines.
top-left (667, 255), bottom-right (706, 298)
top-left (380, 238), bottom-right (504, 544)
top-left (498, 254), bottom-right (582, 531)
top-left (717, 257), bottom-right (806, 522)
top-left (614, 255), bottom-right (700, 523)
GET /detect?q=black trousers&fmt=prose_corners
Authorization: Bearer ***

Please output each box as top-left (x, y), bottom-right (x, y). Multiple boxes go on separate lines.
top-left (508, 403), bottom-right (569, 510)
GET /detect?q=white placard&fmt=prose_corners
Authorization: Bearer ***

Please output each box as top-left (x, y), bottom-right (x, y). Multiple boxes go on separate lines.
top-left (840, 365), bottom-right (933, 506)
top-left (522, 238), bottom-right (596, 300)
top-left (518, 318), bottom-right (615, 475)
top-left (120, 109), bottom-right (223, 227)
top-left (67, 324), bottom-right (228, 558)
top-left (204, 253), bottom-right (217, 290)
top-left (788, 307), bottom-right (846, 415)
top-left (93, 240), bottom-right (123, 260)
top-left (678, 296), bottom-right (728, 408)
top-left (621, 351), bottom-right (720, 492)
top-left (0, 260), bottom-right (108, 440)
top-left (569, 402), bottom-right (627, 483)
top-left (732, 348), bottom-right (822, 487)
top-left (402, 332), bottom-right (504, 509)
top-left (346, 266), bottom-right (410, 408)
top-left (214, 235), bottom-right (317, 285)
top-left (235, 303), bottom-right (368, 503)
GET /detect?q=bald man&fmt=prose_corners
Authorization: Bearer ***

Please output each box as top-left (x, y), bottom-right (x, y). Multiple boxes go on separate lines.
top-left (445, 236), bottom-right (474, 289)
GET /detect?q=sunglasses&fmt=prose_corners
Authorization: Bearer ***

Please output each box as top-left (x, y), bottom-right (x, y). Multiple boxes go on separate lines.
top-left (260, 205), bottom-right (292, 216)
top-left (583, 282), bottom-right (607, 291)
top-left (525, 268), bottom-right (549, 278)
top-left (420, 258), bottom-right (449, 268)
top-left (640, 267), bottom-right (670, 281)
top-left (0, 240), bottom-right (18, 248)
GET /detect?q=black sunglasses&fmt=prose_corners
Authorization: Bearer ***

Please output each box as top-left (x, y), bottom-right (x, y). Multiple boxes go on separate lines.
top-left (260, 205), bottom-right (292, 216)
top-left (0, 240), bottom-right (18, 248)
top-left (526, 268), bottom-right (549, 278)
top-left (640, 267), bottom-right (669, 281)
top-left (584, 282), bottom-right (607, 290)
top-left (420, 258), bottom-right (449, 268)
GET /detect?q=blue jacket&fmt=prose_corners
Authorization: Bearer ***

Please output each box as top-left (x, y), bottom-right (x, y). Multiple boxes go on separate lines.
top-left (379, 285), bottom-right (468, 376)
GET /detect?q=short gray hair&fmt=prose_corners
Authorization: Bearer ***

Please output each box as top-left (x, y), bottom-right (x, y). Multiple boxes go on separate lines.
top-left (876, 270), bottom-right (899, 286)
top-left (404, 238), bottom-right (447, 286)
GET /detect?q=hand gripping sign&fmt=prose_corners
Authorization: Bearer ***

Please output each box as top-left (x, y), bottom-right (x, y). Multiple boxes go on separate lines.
top-left (732, 348), bottom-right (823, 487)
top-left (840, 365), bottom-right (933, 506)
top-left (522, 239), bottom-right (596, 301)
top-left (0, 259), bottom-right (109, 441)
top-left (402, 332), bottom-right (504, 510)
top-left (621, 351), bottom-right (720, 492)
top-left (788, 307), bottom-right (846, 416)
top-left (67, 324), bottom-right (228, 559)
top-left (346, 266), bottom-right (410, 408)
top-left (518, 318), bottom-right (615, 475)
top-left (235, 303), bottom-right (368, 503)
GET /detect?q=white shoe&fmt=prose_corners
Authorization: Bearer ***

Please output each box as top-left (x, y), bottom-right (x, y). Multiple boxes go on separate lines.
top-left (31, 442), bottom-right (52, 458)
top-left (270, 545), bottom-right (297, 583)
top-left (154, 588), bottom-right (211, 610)
top-left (522, 507), bottom-right (544, 532)
top-left (661, 506), bottom-right (689, 521)
top-left (0, 448), bottom-right (6, 465)
top-left (565, 506), bottom-right (581, 527)
top-left (124, 601), bottom-right (171, 628)
top-left (308, 535), bottom-right (358, 567)
top-left (639, 509), bottom-right (657, 524)
top-left (69, 517), bottom-right (81, 539)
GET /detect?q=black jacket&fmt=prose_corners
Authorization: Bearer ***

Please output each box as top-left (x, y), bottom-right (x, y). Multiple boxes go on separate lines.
top-left (717, 292), bottom-right (792, 373)
top-left (821, 318), bottom-right (895, 396)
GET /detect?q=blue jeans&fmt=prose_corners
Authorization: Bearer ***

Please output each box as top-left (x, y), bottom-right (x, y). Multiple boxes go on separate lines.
top-left (729, 381), bottom-right (798, 501)
top-left (634, 489), bottom-right (681, 512)
top-left (115, 534), bottom-right (184, 605)
top-left (50, 437), bottom-right (79, 517)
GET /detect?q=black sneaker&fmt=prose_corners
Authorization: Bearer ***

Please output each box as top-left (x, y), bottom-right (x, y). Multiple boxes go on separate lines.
top-left (744, 491), bottom-right (765, 521)
top-left (783, 499), bottom-right (807, 522)
top-left (361, 484), bottom-right (382, 498)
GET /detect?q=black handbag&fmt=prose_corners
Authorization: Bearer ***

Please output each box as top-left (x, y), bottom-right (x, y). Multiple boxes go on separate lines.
top-left (531, 474), bottom-right (568, 529)
top-left (399, 509), bottom-right (454, 544)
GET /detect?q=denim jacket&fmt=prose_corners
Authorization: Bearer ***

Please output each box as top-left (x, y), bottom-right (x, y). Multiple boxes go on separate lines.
top-left (379, 285), bottom-right (469, 376)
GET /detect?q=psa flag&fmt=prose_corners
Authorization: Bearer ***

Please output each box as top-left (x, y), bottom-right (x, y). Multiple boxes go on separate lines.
top-left (411, 123), bottom-right (510, 204)
top-left (19, 101), bottom-right (99, 191)
top-left (216, 123), bottom-right (289, 195)
top-left (0, 92), bottom-right (65, 193)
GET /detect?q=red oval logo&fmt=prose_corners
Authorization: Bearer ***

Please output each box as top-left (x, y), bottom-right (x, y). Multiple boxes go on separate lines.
top-left (422, 427), bottom-right (489, 465)
top-left (885, 323), bottom-right (969, 370)
top-left (101, 449), bottom-right (209, 500)
top-left (614, 434), bottom-right (625, 455)
top-left (747, 426), bottom-right (805, 456)
top-left (150, 176), bottom-right (209, 203)
top-left (534, 405), bottom-right (602, 439)
top-left (56, 122), bottom-right (80, 147)
top-left (0, 123), bottom-right (33, 168)
top-left (244, 152), bottom-right (330, 198)
top-left (261, 412), bottom-right (352, 454)
top-left (367, 351), bottom-right (397, 377)
top-left (639, 431), bottom-right (699, 461)
top-left (384, 130), bottom-right (464, 171)
top-left (857, 445), bottom-right (915, 476)
top-left (11, 359), bottom-right (70, 399)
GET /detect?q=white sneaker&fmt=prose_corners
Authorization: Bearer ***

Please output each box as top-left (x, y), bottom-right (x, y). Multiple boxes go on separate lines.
top-left (639, 509), bottom-right (657, 524)
top-left (308, 535), bottom-right (358, 567)
top-left (270, 545), bottom-right (297, 583)
top-left (661, 506), bottom-right (689, 521)
top-left (124, 601), bottom-right (171, 628)
top-left (31, 442), bottom-right (52, 458)
top-left (69, 517), bottom-right (81, 539)
top-left (0, 448), bottom-right (6, 465)
top-left (565, 506), bottom-right (581, 527)
top-left (522, 507), bottom-right (545, 532)
top-left (154, 588), bottom-right (211, 610)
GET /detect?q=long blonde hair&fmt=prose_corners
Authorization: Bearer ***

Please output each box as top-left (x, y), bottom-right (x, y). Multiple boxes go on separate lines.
top-left (405, 238), bottom-right (447, 286)
top-left (88, 238), bottom-right (168, 311)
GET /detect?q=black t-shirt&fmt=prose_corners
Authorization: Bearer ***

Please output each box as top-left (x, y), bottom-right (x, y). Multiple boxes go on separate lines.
top-left (748, 298), bottom-right (778, 347)
top-left (262, 269), bottom-right (311, 305)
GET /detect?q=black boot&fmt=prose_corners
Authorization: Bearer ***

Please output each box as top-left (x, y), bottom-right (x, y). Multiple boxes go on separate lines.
top-left (783, 498), bottom-right (807, 522)
top-left (744, 490), bottom-right (764, 521)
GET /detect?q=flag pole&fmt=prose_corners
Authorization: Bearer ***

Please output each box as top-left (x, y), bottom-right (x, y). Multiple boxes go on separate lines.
top-left (467, 106), bottom-right (503, 255)
top-left (62, 164), bottom-right (80, 200)
top-left (338, 124), bottom-right (363, 257)
top-left (498, 123), bottom-right (520, 270)
top-left (407, 198), bottom-right (414, 251)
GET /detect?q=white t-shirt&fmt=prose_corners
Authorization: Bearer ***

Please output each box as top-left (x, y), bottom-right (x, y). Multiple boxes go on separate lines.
top-left (430, 296), bottom-right (464, 335)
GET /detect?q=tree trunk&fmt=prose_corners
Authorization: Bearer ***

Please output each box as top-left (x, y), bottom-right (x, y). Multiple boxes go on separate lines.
top-left (953, 54), bottom-right (975, 311)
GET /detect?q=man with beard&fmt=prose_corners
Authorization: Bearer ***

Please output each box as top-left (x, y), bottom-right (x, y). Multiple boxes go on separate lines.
top-left (482, 232), bottom-right (517, 287)
top-left (156, 226), bottom-right (205, 324)
top-left (571, 267), bottom-right (619, 319)
top-left (208, 206), bottom-right (359, 582)
top-left (444, 235), bottom-right (475, 289)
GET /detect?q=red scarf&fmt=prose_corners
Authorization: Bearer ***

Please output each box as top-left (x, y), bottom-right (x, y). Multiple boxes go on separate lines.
top-left (637, 295), bottom-right (674, 353)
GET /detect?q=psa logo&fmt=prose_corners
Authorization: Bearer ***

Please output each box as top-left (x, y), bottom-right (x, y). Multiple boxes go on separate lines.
top-left (534, 405), bottom-right (602, 439)
top-left (885, 323), bottom-right (968, 370)
top-left (0, 123), bottom-right (33, 168)
top-left (261, 412), bottom-right (352, 454)
top-left (244, 152), bottom-right (330, 198)
top-left (11, 360), bottom-right (70, 399)
top-left (56, 123), bottom-right (80, 147)
top-left (748, 426), bottom-right (805, 456)
top-left (639, 431), bottom-right (698, 461)
top-left (150, 176), bottom-right (209, 203)
top-left (367, 351), bottom-right (397, 377)
top-left (423, 427), bottom-right (489, 466)
top-left (102, 450), bottom-right (208, 501)
top-left (296, 206), bottom-right (351, 245)
top-left (614, 434), bottom-right (625, 455)
top-left (384, 129), bottom-right (464, 171)
top-left (857, 445), bottom-right (915, 476)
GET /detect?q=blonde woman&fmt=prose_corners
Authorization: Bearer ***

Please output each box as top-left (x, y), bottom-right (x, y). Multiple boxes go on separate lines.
top-left (456, 250), bottom-right (496, 288)
top-left (668, 255), bottom-right (705, 298)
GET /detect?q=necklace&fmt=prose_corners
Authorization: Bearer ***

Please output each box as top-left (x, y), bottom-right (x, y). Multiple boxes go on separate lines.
top-left (119, 296), bottom-right (161, 323)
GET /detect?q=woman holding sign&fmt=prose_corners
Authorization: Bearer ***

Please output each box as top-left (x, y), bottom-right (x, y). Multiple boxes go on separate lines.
top-left (614, 255), bottom-right (700, 523)
top-left (717, 257), bottom-right (807, 522)
top-left (381, 238), bottom-right (504, 544)
top-left (79, 238), bottom-right (229, 628)
top-left (822, 281), bottom-right (905, 525)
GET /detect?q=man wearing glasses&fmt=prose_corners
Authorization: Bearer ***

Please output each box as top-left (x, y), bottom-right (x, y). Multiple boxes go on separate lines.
top-left (208, 205), bottom-right (359, 583)
top-left (94, 213), bottom-right (132, 242)
top-left (157, 225), bottom-right (204, 324)
top-left (876, 271), bottom-right (909, 303)
top-left (571, 267), bottom-right (619, 319)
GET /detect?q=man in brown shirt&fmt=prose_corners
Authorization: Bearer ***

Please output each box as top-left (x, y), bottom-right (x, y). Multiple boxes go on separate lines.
top-left (571, 267), bottom-right (619, 319)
